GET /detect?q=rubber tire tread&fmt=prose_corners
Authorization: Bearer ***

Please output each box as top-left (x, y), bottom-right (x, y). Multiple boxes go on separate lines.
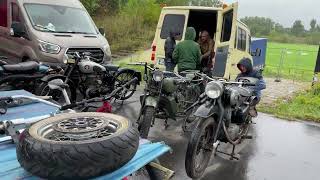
top-left (138, 106), bottom-right (155, 139)
top-left (185, 117), bottom-right (216, 179)
top-left (16, 117), bottom-right (139, 179)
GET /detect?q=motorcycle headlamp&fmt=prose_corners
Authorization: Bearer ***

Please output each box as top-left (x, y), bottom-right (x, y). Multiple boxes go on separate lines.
top-left (38, 40), bottom-right (61, 54)
top-left (205, 81), bottom-right (223, 99)
top-left (153, 70), bottom-right (164, 82)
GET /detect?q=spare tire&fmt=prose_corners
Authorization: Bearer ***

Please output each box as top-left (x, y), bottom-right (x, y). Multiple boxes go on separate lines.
top-left (17, 112), bottom-right (139, 179)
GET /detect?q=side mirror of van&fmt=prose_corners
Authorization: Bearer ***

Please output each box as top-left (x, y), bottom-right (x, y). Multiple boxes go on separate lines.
top-left (98, 28), bottom-right (105, 36)
top-left (10, 22), bottom-right (26, 38)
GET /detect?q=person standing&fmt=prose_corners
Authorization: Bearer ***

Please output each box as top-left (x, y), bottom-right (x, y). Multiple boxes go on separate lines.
top-left (198, 30), bottom-right (215, 74)
top-left (172, 27), bottom-right (201, 73)
top-left (164, 31), bottom-right (178, 72)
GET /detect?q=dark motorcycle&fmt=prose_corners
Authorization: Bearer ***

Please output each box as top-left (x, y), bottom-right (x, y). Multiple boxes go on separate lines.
top-left (36, 52), bottom-right (141, 102)
top-left (184, 75), bottom-right (258, 178)
top-left (130, 62), bottom-right (203, 138)
top-left (0, 56), bottom-right (61, 92)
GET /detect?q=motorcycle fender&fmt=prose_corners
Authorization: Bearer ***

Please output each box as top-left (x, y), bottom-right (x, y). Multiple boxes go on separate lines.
top-left (118, 68), bottom-right (142, 84)
top-left (158, 95), bottom-right (177, 119)
top-left (194, 104), bottom-right (219, 119)
top-left (40, 74), bottom-right (67, 82)
top-left (143, 96), bottom-right (158, 108)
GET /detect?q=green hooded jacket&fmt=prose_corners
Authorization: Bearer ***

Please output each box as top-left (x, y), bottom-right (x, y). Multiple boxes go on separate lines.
top-left (172, 27), bottom-right (201, 72)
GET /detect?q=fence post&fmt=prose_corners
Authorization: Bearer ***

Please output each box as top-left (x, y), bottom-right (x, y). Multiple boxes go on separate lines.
top-left (275, 48), bottom-right (286, 82)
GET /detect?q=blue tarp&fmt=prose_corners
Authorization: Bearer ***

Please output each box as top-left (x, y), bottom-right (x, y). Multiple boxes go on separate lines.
top-left (0, 90), bottom-right (58, 121)
top-left (0, 142), bottom-right (170, 180)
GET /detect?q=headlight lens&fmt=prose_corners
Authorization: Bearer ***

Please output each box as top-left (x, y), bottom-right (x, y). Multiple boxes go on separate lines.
top-left (205, 81), bottom-right (223, 99)
top-left (153, 70), bottom-right (164, 82)
top-left (38, 40), bottom-right (60, 54)
top-left (103, 43), bottom-right (111, 56)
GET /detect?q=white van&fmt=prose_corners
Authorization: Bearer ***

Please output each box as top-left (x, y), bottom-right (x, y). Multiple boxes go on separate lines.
top-left (0, 0), bottom-right (111, 65)
top-left (151, 3), bottom-right (252, 79)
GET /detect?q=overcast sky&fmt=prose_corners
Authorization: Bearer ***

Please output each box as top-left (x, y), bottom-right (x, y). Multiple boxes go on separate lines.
top-left (226, 0), bottom-right (320, 28)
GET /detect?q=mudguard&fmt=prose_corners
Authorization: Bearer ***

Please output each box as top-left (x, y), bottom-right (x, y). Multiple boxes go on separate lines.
top-left (158, 95), bottom-right (177, 119)
top-left (40, 74), bottom-right (67, 83)
top-left (194, 104), bottom-right (219, 119)
top-left (117, 68), bottom-right (142, 84)
top-left (141, 95), bottom-right (158, 108)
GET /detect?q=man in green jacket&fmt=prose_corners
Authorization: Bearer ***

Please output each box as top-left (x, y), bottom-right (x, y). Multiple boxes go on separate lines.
top-left (173, 27), bottom-right (201, 73)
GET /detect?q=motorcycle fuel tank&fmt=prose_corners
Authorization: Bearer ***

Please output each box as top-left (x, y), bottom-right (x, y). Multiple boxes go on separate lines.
top-left (78, 60), bottom-right (106, 74)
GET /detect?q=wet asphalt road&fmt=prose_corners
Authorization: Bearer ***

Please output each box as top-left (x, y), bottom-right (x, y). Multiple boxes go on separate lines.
top-left (112, 90), bottom-right (320, 180)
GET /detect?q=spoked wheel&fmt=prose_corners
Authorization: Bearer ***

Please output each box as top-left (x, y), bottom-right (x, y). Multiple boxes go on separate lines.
top-left (17, 113), bottom-right (139, 179)
top-left (182, 106), bottom-right (198, 132)
top-left (114, 71), bottom-right (137, 100)
top-left (185, 117), bottom-right (217, 179)
top-left (138, 106), bottom-right (155, 139)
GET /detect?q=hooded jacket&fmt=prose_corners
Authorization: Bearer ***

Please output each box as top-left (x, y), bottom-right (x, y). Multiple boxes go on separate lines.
top-left (164, 31), bottom-right (176, 63)
top-left (236, 58), bottom-right (266, 98)
top-left (172, 27), bottom-right (201, 72)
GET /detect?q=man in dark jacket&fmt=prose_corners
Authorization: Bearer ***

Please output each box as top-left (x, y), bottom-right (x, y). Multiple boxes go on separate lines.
top-left (173, 27), bottom-right (201, 73)
top-left (164, 31), bottom-right (178, 72)
top-left (237, 58), bottom-right (266, 117)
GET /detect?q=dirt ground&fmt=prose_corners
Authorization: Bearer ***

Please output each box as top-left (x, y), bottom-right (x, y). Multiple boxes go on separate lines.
top-left (260, 77), bottom-right (312, 105)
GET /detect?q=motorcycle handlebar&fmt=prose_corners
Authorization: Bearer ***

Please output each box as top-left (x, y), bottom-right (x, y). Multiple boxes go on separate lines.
top-left (60, 77), bottom-right (138, 111)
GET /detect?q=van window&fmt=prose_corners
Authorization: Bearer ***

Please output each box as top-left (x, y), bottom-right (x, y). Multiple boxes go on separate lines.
top-left (0, 0), bottom-right (7, 27)
top-left (221, 10), bottom-right (233, 42)
top-left (160, 14), bottom-right (185, 40)
top-left (11, 2), bottom-right (21, 22)
top-left (237, 27), bottom-right (246, 51)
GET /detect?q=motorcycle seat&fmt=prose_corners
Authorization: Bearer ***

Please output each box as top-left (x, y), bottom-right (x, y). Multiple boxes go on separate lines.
top-left (104, 64), bottom-right (119, 72)
top-left (3, 61), bottom-right (40, 73)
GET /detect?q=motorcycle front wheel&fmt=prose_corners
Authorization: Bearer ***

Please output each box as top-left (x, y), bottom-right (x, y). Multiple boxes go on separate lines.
top-left (138, 106), bottom-right (155, 139)
top-left (185, 117), bottom-right (217, 179)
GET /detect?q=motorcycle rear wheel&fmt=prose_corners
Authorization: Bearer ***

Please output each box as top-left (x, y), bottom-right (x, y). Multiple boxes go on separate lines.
top-left (185, 117), bottom-right (217, 179)
top-left (17, 112), bottom-right (139, 179)
top-left (114, 71), bottom-right (137, 100)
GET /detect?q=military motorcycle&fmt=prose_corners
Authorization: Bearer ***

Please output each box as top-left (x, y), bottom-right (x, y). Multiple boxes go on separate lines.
top-left (184, 75), bottom-right (259, 179)
top-left (0, 56), bottom-right (61, 93)
top-left (130, 62), bottom-right (203, 138)
top-left (36, 52), bottom-right (141, 102)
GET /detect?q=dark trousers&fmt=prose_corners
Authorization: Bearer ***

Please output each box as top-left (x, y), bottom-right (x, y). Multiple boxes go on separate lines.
top-left (165, 61), bottom-right (176, 72)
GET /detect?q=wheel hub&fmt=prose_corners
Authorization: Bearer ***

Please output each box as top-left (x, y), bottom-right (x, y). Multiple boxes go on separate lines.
top-left (54, 117), bottom-right (107, 133)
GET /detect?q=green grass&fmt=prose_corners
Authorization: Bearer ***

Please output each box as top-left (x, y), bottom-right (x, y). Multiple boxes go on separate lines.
top-left (258, 85), bottom-right (320, 122)
top-left (264, 42), bottom-right (318, 81)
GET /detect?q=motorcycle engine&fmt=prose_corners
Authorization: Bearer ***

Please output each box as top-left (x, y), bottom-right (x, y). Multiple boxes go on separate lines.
top-left (81, 74), bottom-right (106, 98)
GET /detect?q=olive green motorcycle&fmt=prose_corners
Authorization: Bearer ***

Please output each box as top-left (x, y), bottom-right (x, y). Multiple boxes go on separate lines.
top-left (130, 62), bottom-right (204, 138)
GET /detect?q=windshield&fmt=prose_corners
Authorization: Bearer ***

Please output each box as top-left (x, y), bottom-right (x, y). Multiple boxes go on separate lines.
top-left (24, 4), bottom-right (97, 34)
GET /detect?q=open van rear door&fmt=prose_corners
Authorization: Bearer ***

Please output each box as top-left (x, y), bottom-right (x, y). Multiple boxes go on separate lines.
top-left (213, 3), bottom-right (238, 78)
top-left (153, 9), bottom-right (189, 63)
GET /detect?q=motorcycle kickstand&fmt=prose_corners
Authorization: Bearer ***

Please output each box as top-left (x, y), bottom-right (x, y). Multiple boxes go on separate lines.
top-left (164, 118), bottom-right (169, 129)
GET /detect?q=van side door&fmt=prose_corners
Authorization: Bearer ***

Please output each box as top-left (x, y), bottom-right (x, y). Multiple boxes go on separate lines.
top-left (154, 9), bottom-right (189, 63)
top-left (213, 3), bottom-right (238, 79)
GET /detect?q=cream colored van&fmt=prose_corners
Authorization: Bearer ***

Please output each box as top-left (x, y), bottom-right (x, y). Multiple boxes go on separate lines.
top-left (151, 2), bottom-right (252, 79)
top-left (0, 0), bottom-right (111, 65)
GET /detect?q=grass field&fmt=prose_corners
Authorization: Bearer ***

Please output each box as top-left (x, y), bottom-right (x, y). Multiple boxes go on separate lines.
top-left (264, 42), bottom-right (319, 81)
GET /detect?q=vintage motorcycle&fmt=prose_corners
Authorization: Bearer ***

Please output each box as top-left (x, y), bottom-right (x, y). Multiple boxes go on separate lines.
top-left (130, 62), bottom-right (203, 138)
top-left (36, 52), bottom-right (141, 102)
top-left (184, 75), bottom-right (258, 178)
top-left (0, 56), bottom-right (61, 92)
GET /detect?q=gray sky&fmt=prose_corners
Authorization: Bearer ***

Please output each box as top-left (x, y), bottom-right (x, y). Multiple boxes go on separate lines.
top-left (228, 0), bottom-right (320, 28)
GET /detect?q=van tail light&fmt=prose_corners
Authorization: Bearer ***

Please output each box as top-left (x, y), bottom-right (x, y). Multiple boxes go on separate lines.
top-left (151, 45), bottom-right (157, 61)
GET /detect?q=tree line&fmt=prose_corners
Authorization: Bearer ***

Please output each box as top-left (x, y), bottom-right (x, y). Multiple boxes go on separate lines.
top-left (241, 16), bottom-right (320, 45)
